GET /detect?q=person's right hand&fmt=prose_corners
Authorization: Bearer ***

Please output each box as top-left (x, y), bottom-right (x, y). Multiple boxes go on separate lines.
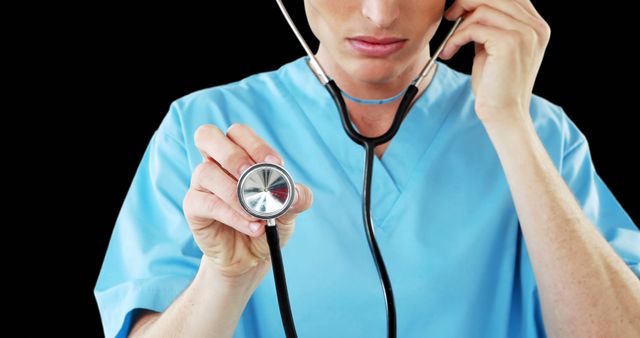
top-left (183, 124), bottom-right (313, 281)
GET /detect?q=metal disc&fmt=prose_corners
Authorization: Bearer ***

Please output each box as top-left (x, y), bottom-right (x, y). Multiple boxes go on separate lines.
top-left (237, 163), bottom-right (295, 219)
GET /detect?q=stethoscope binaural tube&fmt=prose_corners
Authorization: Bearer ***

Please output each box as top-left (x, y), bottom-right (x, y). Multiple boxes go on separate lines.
top-left (323, 81), bottom-right (419, 338)
top-left (265, 1), bottom-right (463, 337)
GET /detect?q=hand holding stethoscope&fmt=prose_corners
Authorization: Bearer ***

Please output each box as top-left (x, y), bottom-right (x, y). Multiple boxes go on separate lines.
top-left (183, 123), bottom-right (312, 279)
top-left (184, 0), bottom-right (551, 336)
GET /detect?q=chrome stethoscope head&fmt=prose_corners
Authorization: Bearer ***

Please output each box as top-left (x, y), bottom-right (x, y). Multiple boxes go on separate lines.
top-left (258, 4), bottom-right (463, 338)
top-left (236, 162), bottom-right (299, 338)
top-left (237, 163), bottom-right (296, 226)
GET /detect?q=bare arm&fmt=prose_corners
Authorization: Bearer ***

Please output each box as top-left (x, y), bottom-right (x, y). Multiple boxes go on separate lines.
top-left (128, 257), bottom-right (270, 338)
top-left (126, 123), bottom-right (312, 337)
top-left (442, 0), bottom-right (640, 333)
top-left (485, 120), bottom-right (640, 337)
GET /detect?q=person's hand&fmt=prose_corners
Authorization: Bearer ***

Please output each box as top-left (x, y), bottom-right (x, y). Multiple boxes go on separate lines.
top-left (183, 123), bottom-right (313, 280)
top-left (440, 0), bottom-right (551, 128)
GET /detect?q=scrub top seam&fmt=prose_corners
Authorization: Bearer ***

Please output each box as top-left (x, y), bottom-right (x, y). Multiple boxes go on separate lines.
top-left (377, 82), bottom-right (468, 230)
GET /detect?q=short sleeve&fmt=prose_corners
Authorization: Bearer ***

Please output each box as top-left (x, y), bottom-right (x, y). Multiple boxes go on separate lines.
top-left (94, 104), bottom-right (201, 337)
top-left (560, 114), bottom-right (640, 277)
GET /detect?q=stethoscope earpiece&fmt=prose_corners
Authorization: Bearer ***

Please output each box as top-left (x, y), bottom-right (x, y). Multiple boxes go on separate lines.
top-left (237, 162), bottom-right (296, 226)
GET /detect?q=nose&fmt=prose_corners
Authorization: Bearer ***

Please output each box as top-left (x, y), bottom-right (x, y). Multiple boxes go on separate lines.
top-left (361, 0), bottom-right (400, 29)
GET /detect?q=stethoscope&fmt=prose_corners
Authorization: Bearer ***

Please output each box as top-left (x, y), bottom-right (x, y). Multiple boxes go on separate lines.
top-left (236, 2), bottom-right (463, 337)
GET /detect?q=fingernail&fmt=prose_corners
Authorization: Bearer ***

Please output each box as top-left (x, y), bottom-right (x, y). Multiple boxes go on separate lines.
top-left (238, 164), bottom-right (251, 177)
top-left (250, 222), bottom-right (261, 233)
top-left (265, 155), bottom-right (282, 165)
top-left (293, 186), bottom-right (300, 205)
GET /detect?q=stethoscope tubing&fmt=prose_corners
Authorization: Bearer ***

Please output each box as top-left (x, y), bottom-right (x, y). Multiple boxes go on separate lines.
top-left (264, 2), bottom-right (463, 337)
top-left (324, 81), bottom-right (420, 338)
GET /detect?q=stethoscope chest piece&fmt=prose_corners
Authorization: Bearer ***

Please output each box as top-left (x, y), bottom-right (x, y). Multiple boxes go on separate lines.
top-left (237, 163), bottom-right (296, 224)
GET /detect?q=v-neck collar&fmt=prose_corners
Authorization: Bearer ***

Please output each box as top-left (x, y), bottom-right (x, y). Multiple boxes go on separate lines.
top-left (277, 56), bottom-right (459, 230)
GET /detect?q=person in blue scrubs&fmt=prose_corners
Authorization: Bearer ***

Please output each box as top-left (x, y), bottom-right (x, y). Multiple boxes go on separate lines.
top-left (95, 1), bottom-right (640, 337)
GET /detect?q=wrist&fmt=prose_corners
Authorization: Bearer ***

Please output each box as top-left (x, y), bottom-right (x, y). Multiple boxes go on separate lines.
top-left (482, 113), bottom-right (536, 140)
top-left (197, 256), bottom-right (269, 298)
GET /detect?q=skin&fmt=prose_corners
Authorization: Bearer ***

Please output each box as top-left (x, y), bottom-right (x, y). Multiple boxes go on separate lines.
top-left (129, 123), bottom-right (315, 337)
top-left (442, 1), bottom-right (640, 336)
top-left (305, 0), bottom-right (445, 158)
top-left (130, 1), bottom-right (640, 337)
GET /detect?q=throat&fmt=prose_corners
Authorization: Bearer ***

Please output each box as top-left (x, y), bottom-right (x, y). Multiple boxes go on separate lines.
top-left (345, 80), bottom-right (425, 160)
top-left (374, 143), bottom-right (390, 159)
top-left (348, 109), bottom-right (396, 160)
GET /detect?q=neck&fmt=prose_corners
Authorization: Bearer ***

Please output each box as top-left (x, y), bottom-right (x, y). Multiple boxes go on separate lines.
top-left (310, 45), bottom-right (436, 136)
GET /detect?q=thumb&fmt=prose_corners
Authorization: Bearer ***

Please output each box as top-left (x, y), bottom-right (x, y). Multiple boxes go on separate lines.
top-left (276, 183), bottom-right (313, 229)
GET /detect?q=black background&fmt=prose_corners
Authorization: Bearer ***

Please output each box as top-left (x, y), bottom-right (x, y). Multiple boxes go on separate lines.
top-left (48, 1), bottom-right (638, 336)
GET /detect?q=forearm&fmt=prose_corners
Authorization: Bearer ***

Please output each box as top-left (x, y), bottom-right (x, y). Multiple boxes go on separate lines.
top-left (129, 257), bottom-right (267, 338)
top-left (484, 118), bottom-right (640, 337)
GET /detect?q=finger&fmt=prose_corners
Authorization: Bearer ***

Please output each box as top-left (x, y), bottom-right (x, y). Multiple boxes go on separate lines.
top-left (446, 0), bottom-right (535, 27)
top-left (509, 0), bottom-right (545, 22)
top-left (440, 23), bottom-right (513, 60)
top-left (192, 161), bottom-right (261, 222)
top-left (226, 123), bottom-right (284, 165)
top-left (272, 184), bottom-right (313, 248)
top-left (277, 183), bottom-right (314, 227)
top-left (194, 124), bottom-right (256, 179)
top-left (184, 189), bottom-right (265, 237)
top-left (456, 4), bottom-right (532, 34)
top-left (441, 5), bottom-right (534, 59)
top-left (511, 0), bottom-right (550, 39)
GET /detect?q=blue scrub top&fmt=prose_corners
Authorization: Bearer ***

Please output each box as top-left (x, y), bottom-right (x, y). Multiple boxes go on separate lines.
top-left (95, 56), bottom-right (640, 338)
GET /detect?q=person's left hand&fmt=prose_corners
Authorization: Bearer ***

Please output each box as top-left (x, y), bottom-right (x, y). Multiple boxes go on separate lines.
top-left (439, 0), bottom-right (550, 128)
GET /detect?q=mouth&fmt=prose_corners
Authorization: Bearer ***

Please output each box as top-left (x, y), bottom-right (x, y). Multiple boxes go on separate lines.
top-left (346, 36), bottom-right (407, 57)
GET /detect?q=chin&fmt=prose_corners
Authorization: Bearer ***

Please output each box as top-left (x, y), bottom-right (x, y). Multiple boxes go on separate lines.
top-left (346, 57), bottom-right (402, 84)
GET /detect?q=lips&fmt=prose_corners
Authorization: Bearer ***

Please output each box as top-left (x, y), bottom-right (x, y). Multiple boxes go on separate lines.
top-left (347, 36), bottom-right (407, 57)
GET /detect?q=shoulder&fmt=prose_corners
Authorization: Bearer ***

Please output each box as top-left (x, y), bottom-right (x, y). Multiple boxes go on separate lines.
top-left (527, 95), bottom-right (587, 169)
top-left (176, 65), bottom-right (290, 111)
top-left (435, 61), bottom-right (471, 88)
top-left (437, 62), bottom-right (584, 164)
top-left (157, 58), bottom-right (298, 141)
top-left (437, 62), bottom-right (570, 130)
top-left (152, 58), bottom-right (304, 169)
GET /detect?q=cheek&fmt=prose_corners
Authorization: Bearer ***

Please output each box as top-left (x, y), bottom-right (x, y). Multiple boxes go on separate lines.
top-left (305, 0), bottom-right (356, 46)
top-left (406, 3), bottom-right (445, 48)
